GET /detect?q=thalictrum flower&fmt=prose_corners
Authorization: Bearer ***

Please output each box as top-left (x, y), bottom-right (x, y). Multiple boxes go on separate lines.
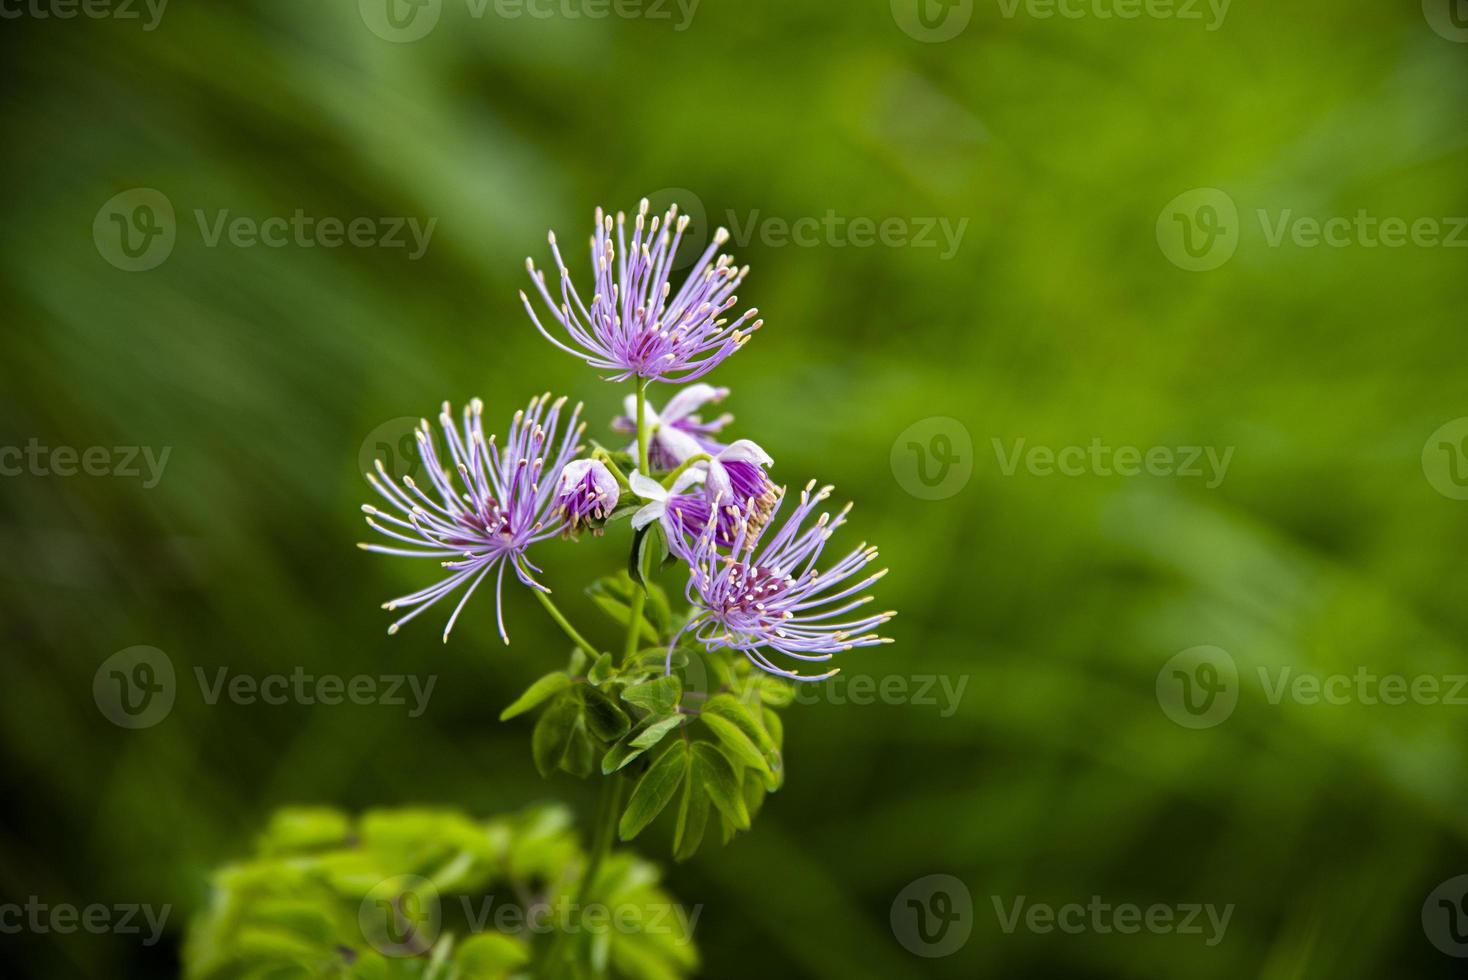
top-left (672, 482), bottom-right (893, 681)
top-left (611, 383), bottom-right (733, 470)
top-left (556, 459), bottom-right (620, 536)
top-left (521, 199), bottom-right (763, 383)
top-left (360, 394), bottom-right (584, 644)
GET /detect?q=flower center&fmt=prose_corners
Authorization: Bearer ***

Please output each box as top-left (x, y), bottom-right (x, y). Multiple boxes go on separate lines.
top-left (450, 499), bottom-right (511, 546)
top-left (720, 564), bottom-right (789, 624)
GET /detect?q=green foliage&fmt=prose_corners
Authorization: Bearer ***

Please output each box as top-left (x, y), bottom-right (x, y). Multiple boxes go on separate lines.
top-left (500, 575), bottom-right (796, 860)
top-left (185, 805), bottom-right (696, 980)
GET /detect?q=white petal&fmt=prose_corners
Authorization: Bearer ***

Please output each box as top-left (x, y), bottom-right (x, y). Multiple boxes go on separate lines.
top-left (628, 470), bottom-right (667, 501)
top-left (705, 458), bottom-right (732, 501)
top-left (656, 425), bottom-right (706, 463)
top-left (631, 501), bottom-right (664, 530)
top-left (670, 465), bottom-right (709, 495)
top-left (660, 384), bottom-right (728, 423)
top-left (718, 438), bottom-right (774, 467)
top-left (557, 459), bottom-right (595, 491)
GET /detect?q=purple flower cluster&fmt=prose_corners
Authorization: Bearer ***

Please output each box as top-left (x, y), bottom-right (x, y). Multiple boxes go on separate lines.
top-left (361, 197), bottom-right (892, 680)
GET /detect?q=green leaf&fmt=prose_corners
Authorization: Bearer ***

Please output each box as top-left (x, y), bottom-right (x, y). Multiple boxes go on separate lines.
top-left (692, 742), bottom-right (750, 831)
top-left (700, 694), bottom-right (778, 780)
top-left (579, 685), bottom-right (631, 742)
top-left (531, 694), bottom-right (580, 778)
top-left (618, 743), bottom-right (689, 841)
top-left (622, 674), bottom-right (681, 716)
top-left (673, 764), bottom-right (711, 862)
top-left (499, 672), bottom-right (571, 721)
top-left (601, 714), bottom-right (684, 775)
top-left (562, 720), bottom-right (596, 778)
top-left (631, 713), bottom-right (685, 750)
top-left (588, 652), bottom-right (615, 686)
top-left (454, 932), bottom-right (529, 979)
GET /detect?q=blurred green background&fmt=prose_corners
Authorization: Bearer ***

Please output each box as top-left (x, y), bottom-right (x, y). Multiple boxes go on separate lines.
top-left (4, 0), bottom-right (1468, 976)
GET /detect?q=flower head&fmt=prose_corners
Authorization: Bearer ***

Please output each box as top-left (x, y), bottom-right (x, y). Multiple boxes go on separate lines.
top-left (673, 481), bottom-right (894, 681)
top-left (611, 383), bottom-right (733, 470)
top-left (521, 199), bottom-right (763, 383)
top-left (360, 394), bottom-right (584, 644)
top-left (556, 459), bottom-right (620, 536)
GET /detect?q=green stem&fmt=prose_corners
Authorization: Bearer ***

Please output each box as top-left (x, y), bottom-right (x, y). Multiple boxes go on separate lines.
top-left (634, 381), bottom-right (651, 475)
top-left (532, 590), bottom-right (600, 660)
top-left (591, 447), bottom-right (631, 490)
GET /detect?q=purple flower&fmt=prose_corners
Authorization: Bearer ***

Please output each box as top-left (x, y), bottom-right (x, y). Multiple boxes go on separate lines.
top-left (611, 383), bottom-right (733, 470)
top-left (672, 482), bottom-right (894, 681)
top-left (360, 394), bottom-right (585, 644)
top-left (556, 459), bottom-right (620, 536)
top-left (521, 199), bottom-right (763, 383)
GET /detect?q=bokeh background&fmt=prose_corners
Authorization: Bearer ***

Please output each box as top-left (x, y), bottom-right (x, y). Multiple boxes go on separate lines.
top-left (4, 0), bottom-right (1468, 976)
